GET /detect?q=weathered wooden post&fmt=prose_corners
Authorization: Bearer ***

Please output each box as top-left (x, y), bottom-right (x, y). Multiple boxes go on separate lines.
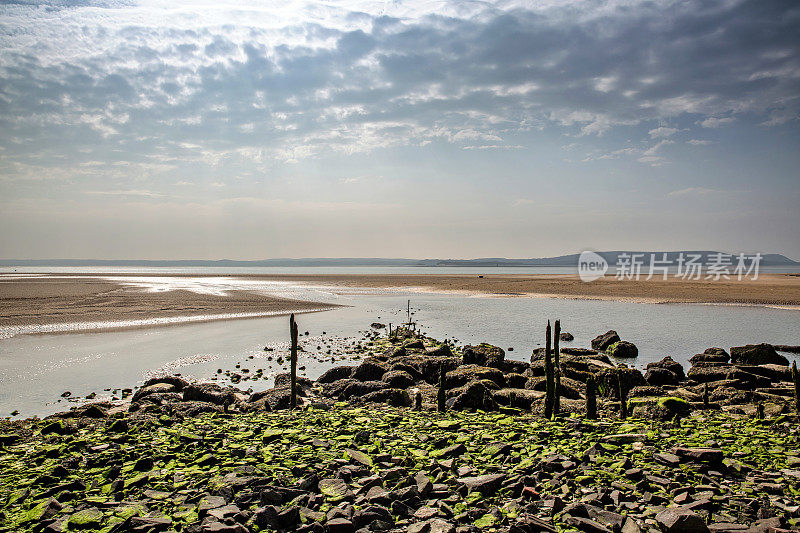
top-left (289, 313), bottom-right (299, 409)
top-left (553, 319), bottom-right (561, 416)
top-left (437, 365), bottom-right (447, 413)
top-left (544, 321), bottom-right (554, 419)
top-left (586, 375), bottom-right (597, 420)
top-left (616, 369), bottom-right (628, 419)
top-left (792, 361), bottom-right (800, 417)
top-left (703, 382), bottom-right (710, 410)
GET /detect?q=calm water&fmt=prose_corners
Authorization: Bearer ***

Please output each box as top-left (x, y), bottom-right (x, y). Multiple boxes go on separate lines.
top-left (1, 288), bottom-right (799, 418)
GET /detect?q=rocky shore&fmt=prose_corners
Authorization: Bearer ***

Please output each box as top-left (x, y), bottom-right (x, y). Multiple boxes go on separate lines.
top-left (1, 327), bottom-right (799, 533)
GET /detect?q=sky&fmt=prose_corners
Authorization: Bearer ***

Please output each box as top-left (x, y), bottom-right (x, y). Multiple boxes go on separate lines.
top-left (0, 0), bottom-right (798, 260)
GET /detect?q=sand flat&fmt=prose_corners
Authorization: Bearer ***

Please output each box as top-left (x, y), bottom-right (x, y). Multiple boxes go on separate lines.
top-left (2, 273), bottom-right (799, 329)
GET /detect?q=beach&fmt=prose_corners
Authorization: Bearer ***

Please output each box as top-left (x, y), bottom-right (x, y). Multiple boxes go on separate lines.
top-left (2, 273), bottom-right (799, 330)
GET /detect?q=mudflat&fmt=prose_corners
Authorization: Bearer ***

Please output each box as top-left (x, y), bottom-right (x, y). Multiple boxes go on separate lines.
top-left (0, 277), bottom-right (331, 327)
top-left (2, 272), bottom-right (798, 329)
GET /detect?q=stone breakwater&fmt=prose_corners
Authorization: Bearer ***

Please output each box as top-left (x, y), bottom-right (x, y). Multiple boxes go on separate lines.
top-left (1, 328), bottom-right (799, 533)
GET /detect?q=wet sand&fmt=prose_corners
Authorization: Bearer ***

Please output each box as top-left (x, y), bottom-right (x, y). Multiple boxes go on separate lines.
top-left (2, 273), bottom-right (799, 330)
top-left (278, 272), bottom-right (800, 306)
top-left (0, 277), bottom-right (334, 328)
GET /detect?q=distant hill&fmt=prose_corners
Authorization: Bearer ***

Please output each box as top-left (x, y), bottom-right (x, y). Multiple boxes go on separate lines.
top-left (1, 252), bottom-right (797, 267)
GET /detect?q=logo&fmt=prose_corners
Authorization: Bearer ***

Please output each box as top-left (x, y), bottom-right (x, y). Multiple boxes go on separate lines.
top-left (578, 251), bottom-right (608, 282)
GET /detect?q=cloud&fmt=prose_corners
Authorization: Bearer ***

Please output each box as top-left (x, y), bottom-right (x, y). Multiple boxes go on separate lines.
top-left (667, 187), bottom-right (718, 198)
top-left (648, 127), bottom-right (679, 139)
top-left (687, 139), bottom-right (714, 146)
top-left (699, 117), bottom-right (736, 128)
top-left (0, 0), bottom-right (797, 181)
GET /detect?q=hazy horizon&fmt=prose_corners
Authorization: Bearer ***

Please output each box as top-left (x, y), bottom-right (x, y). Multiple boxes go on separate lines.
top-left (2, 0), bottom-right (799, 260)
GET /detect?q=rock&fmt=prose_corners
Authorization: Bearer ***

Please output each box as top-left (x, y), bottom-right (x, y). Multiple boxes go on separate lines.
top-left (629, 396), bottom-right (692, 421)
top-left (561, 347), bottom-right (599, 356)
top-left (730, 344), bottom-right (789, 366)
top-left (591, 330), bottom-right (621, 351)
top-left (671, 447), bottom-right (724, 464)
top-left (132, 382), bottom-right (176, 403)
top-left (655, 507), bottom-right (710, 533)
top-left (274, 373), bottom-right (313, 389)
top-left (319, 478), bottom-right (354, 501)
top-left (317, 366), bottom-right (355, 383)
top-left (183, 383), bottom-right (235, 406)
top-left (409, 518), bottom-right (456, 533)
top-left (560, 332), bottom-right (574, 342)
top-left (326, 517), bottom-right (355, 533)
top-left (647, 356), bottom-right (685, 380)
top-left (381, 370), bottom-right (415, 389)
top-left (445, 365), bottom-right (505, 389)
top-left (171, 400), bottom-right (223, 417)
top-left (457, 473), bottom-right (505, 494)
top-left (446, 381), bottom-right (496, 411)
top-left (645, 367), bottom-right (681, 387)
top-left (461, 344), bottom-right (505, 368)
top-left (370, 323), bottom-right (386, 329)
top-left (67, 508), bottom-right (103, 529)
top-left (608, 341), bottom-right (638, 358)
top-left (360, 388), bottom-right (411, 407)
top-left (690, 351), bottom-right (730, 364)
top-left (142, 375), bottom-right (189, 390)
top-left (352, 360), bottom-right (389, 381)
top-left (426, 344), bottom-right (453, 357)
top-left (596, 367), bottom-right (644, 397)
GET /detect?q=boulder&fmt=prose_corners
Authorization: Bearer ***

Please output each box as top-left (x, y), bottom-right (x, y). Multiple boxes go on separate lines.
top-left (360, 388), bottom-right (411, 407)
top-left (730, 344), bottom-right (789, 366)
top-left (445, 365), bottom-right (505, 389)
top-left (391, 355), bottom-right (461, 384)
top-left (645, 367), bottom-right (680, 387)
top-left (381, 370), bottom-right (415, 389)
top-left (426, 344), bottom-right (453, 357)
top-left (591, 330), bottom-right (621, 351)
top-left (132, 383), bottom-right (176, 403)
top-left (629, 396), bottom-right (692, 421)
top-left (560, 332), bottom-right (574, 342)
top-left (352, 360), bottom-right (389, 381)
top-left (446, 381), bottom-right (496, 411)
top-left (183, 383), bottom-right (236, 406)
top-left (273, 373), bottom-right (313, 389)
top-left (462, 344), bottom-right (505, 368)
top-left (596, 367), bottom-right (644, 398)
top-left (316, 366), bottom-right (354, 383)
top-left (607, 341), bottom-right (638, 358)
top-left (689, 353), bottom-right (730, 365)
top-left (492, 388), bottom-right (544, 410)
top-left (646, 356), bottom-right (685, 380)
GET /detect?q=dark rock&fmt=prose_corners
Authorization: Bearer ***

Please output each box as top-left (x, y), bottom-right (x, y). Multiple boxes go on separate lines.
top-left (426, 344), bottom-right (453, 357)
top-left (655, 507), bottom-right (710, 533)
top-left (608, 341), bottom-right (638, 358)
top-left (446, 365), bottom-right (505, 389)
top-left (647, 356), bottom-right (685, 380)
top-left (142, 375), bottom-right (189, 390)
top-left (457, 473), bottom-right (504, 493)
top-left (645, 367), bottom-right (681, 387)
top-left (359, 388), bottom-right (411, 407)
top-left (183, 383), bottom-right (236, 406)
top-left (591, 330), bottom-right (621, 352)
top-left (380, 370), bottom-right (415, 389)
top-left (446, 381), bottom-right (496, 411)
top-left (352, 361), bottom-right (389, 382)
top-left (317, 366), bottom-right (355, 384)
top-left (461, 344), bottom-right (505, 368)
top-left (326, 517), bottom-right (355, 533)
top-left (132, 383), bottom-right (176, 403)
top-left (560, 332), bottom-right (574, 342)
top-left (274, 373), bottom-right (313, 389)
top-left (730, 344), bottom-right (789, 366)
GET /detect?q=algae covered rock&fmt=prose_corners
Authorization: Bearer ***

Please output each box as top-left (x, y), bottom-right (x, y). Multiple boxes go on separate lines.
top-left (445, 365), bottom-right (504, 389)
top-left (629, 396), bottom-right (692, 421)
top-left (591, 330), bottom-right (620, 351)
top-left (461, 343), bottom-right (505, 368)
top-left (607, 340), bottom-right (638, 358)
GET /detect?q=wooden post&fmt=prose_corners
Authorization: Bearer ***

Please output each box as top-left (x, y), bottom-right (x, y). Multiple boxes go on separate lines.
top-left (289, 313), bottom-right (299, 409)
